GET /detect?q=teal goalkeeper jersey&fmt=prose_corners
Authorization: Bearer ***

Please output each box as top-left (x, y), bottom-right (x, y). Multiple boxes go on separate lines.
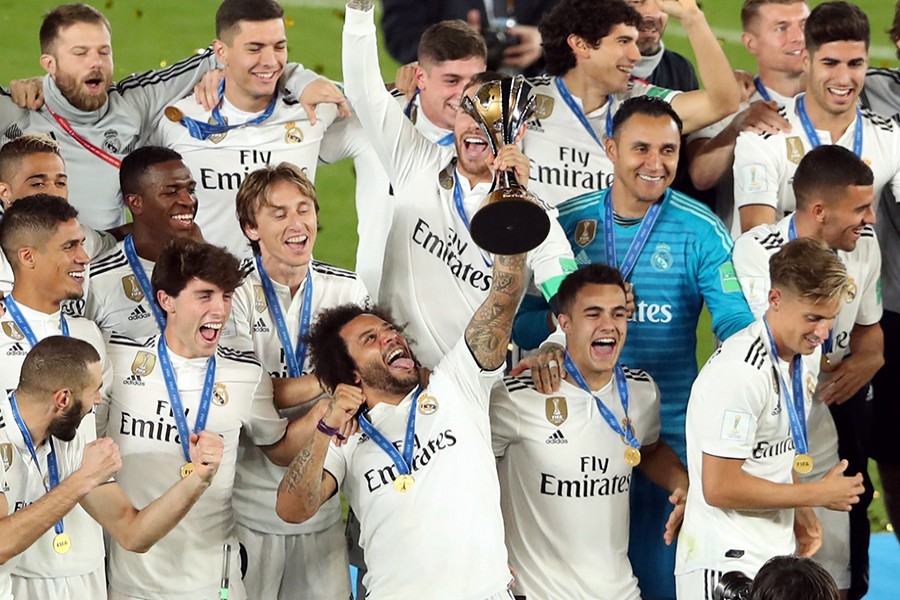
top-left (513, 188), bottom-right (754, 457)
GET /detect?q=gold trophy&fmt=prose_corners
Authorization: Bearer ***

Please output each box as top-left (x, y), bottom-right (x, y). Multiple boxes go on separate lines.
top-left (460, 76), bottom-right (550, 255)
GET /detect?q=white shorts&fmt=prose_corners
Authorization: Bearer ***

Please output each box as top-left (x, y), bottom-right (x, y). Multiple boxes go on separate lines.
top-left (236, 519), bottom-right (351, 600)
top-left (676, 569), bottom-right (729, 600)
top-left (108, 563), bottom-right (247, 600)
top-left (11, 566), bottom-right (106, 600)
top-left (810, 505), bottom-right (851, 590)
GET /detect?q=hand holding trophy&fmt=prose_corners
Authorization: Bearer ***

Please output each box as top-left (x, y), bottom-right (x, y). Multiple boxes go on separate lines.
top-left (461, 76), bottom-right (551, 255)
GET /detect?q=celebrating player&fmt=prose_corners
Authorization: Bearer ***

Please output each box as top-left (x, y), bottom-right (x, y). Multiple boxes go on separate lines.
top-left (493, 263), bottom-right (688, 599)
top-left (675, 238), bottom-right (865, 598)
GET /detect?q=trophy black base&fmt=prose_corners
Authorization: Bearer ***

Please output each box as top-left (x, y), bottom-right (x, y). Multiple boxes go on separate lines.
top-left (470, 197), bottom-right (551, 255)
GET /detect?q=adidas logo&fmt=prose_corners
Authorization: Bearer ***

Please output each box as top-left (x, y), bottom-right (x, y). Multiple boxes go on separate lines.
top-left (545, 430), bottom-right (568, 445)
top-left (123, 375), bottom-right (144, 387)
top-left (253, 318), bottom-right (270, 333)
top-left (6, 343), bottom-right (26, 357)
top-left (128, 305), bottom-right (151, 322)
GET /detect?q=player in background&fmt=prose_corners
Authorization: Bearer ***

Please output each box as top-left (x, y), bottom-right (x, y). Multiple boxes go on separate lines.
top-left (514, 96), bottom-right (753, 600)
top-left (686, 0), bottom-right (808, 233)
top-left (492, 263), bottom-right (688, 599)
top-left (0, 336), bottom-right (224, 600)
top-left (227, 164), bottom-right (369, 600)
top-left (675, 238), bottom-right (865, 598)
top-left (627, 0), bottom-right (699, 91)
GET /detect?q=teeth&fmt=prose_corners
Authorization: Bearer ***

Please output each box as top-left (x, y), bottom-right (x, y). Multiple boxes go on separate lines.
top-left (201, 323), bottom-right (222, 330)
top-left (69, 271), bottom-right (85, 279)
top-left (172, 214), bottom-right (193, 221)
top-left (387, 348), bottom-right (403, 363)
top-left (828, 88), bottom-right (851, 97)
top-left (465, 138), bottom-right (486, 145)
top-left (593, 337), bottom-right (615, 346)
top-left (286, 235), bottom-right (308, 244)
top-left (638, 174), bottom-right (663, 182)
top-left (787, 50), bottom-right (801, 56)
top-left (254, 72), bottom-right (276, 79)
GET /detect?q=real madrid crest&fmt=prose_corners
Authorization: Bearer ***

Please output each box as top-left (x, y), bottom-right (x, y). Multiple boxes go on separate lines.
top-left (212, 383), bottom-right (229, 406)
top-left (785, 136), bottom-right (805, 165)
top-left (650, 243), bottom-right (673, 272)
top-left (417, 393), bottom-right (438, 416)
top-left (253, 285), bottom-right (268, 313)
top-left (131, 351), bottom-right (156, 377)
top-left (2, 322), bottom-right (24, 341)
top-left (284, 121), bottom-right (303, 144)
top-left (574, 220), bottom-right (597, 247)
top-left (545, 396), bottom-right (568, 426)
top-left (845, 278), bottom-right (857, 303)
top-left (103, 129), bottom-right (122, 154)
top-left (208, 116), bottom-right (228, 144)
top-left (0, 443), bottom-right (12, 472)
top-left (121, 274), bottom-right (145, 302)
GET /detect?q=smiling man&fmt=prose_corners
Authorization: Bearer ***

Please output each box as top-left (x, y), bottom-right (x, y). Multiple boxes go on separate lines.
top-left (627, 0), bottom-right (699, 92)
top-left (732, 1), bottom-right (900, 233)
top-left (492, 263), bottom-right (687, 600)
top-left (75, 146), bottom-right (202, 342)
top-left (675, 238), bottom-right (865, 598)
top-left (732, 145), bottom-right (882, 598)
top-left (103, 238), bottom-right (325, 599)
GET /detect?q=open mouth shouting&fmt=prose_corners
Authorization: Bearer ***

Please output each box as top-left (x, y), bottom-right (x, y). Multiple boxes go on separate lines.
top-left (385, 345), bottom-right (415, 373)
top-left (82, 70), bottom-right (108, 95)
top-left (591, 336), bottom-right (618, 361)
top-left (198, 320), bottom-right (223, 345)
top-left (284, 234), bottom-right (310, 256)
top-left (461, 131), bottom-right (491, 163)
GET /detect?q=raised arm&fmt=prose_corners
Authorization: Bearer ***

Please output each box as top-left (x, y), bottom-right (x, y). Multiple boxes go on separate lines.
top-left (79, 431), bottom-right (223, 553)
top-left (661, 0), bottom-right (740, 133)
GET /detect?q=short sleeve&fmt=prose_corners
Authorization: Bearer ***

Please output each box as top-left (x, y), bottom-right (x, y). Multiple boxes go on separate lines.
top-left (432, 337), bottom-right (504, 414)
top-left (856, 240), bottom-right (883, 326)
top-left (732, 233), bottom-right (774, 319)
top-left (489, 378), bottom-right (522, 457)
top-left (323, 442), bottom-right (347, 490)
top-left (733, 132), bottom-right (781, 211)
top-left (640, 379), bottom-right (662, 447)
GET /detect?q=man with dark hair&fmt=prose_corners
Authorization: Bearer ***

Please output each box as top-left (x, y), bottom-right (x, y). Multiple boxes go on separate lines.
top-left (343, 0), bottom-right (575, 369)
top-left (751, 555), bottom-right (840, 600)
top-left (0, 2), bottom-right (328, 231)
top-left (493, 263), bottom-right (688, 599)
top-left (733, 1), bottom-right (900, 234)
top-left (152, 0), bottom-right (380, 261)
top-left (0, 194), bottom-right (116, 598)
top-left (515, 95), bottom-right (753, 600)
top-left (732, 145), bottom-right (881, 598)
top-left (627, 0), bottom-right (699, 92)
top-left (676, 238), bottom-right (865, 598)
top-left (522, 0), bottom-right (739, 211)
top-left (275, 243), bottom-right (528, 599)
top-left (75, 146), bottom-right (201, 341)
top-left (0, 336), bottom-right (224, 600)
top-left (228, 164), bottom-right (369, 600)
top-left (687, 0), bottom-right (808, 233)
top-left (103, 237), bottom-right (325, 599)
top-left (858, 0), bottom-right (900, 552)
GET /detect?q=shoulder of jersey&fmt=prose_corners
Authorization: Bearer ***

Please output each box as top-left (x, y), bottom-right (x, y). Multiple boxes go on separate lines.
top-left (311, 260), bottom-right (360, 281)
top-left (738, 335), bottom-right (768, 371)
top-left (621, 365), bottom-right (652, 383)
top-left (860, 107), bottom-right (895, 132)
top-left (526, 75), bottom-right (553, 89)
top-left (216, 345), bottom-right (262, 368)
top-left (108, 331), bottom-right (153, 349)
top-left (113, 48), bottom-right (215, 96)
top-left (860, 223), bottom-right (876, 239)
top-left (747, 225), bottom-right (785, 251)
top-left (557, 189), bottom-right (604, 219)
top-left (90, 246), bottom-right (128, 276)
top-left (389, 87), bottom-right (406, 101)
top-left (502, 374), bottom-right (538, 393)
top-left (239, 258), bottom-right (255, 278)
top-left (666, 191), bottom-right (730, 233)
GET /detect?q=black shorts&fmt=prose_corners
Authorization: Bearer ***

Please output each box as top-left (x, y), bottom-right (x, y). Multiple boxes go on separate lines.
top-left (872, 310), bottom-right (900, 464)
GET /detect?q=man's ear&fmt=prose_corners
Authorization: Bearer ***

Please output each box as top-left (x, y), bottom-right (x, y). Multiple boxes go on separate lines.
top-left (157, 290), bottom-right (176, 315)
top-left (125, 193), bottom-right (143, 215)
top-left (52, 388), bottom-right (71, 412)
top-left (40, 53), bottom-right (56, 76)
top-left (558, 312), bottom-right (571, 334)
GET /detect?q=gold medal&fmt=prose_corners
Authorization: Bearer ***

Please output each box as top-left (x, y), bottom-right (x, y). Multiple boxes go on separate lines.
top-left (164, 106), bottom-right (184, 122)
top-left (394, 474), bottom-right (414, 493)
top-left (53, 533), bottom-right (71, 555)
top-left (180, 462), bottom-right (194, 479)
top-left (624, 447), bottom-right (641, 467)
top-left (793, 454), bottom-right (814, 474)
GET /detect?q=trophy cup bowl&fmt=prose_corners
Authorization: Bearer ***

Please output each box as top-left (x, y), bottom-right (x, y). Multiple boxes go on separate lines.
top-left (461, 76), bottom-right (550, 255)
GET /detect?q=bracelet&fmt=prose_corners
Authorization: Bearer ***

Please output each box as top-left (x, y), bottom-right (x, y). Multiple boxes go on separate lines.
top-left (317, 418), bottom-right (346, 441)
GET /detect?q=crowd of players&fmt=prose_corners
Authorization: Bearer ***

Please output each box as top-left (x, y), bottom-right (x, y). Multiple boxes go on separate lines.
top-left (0, 0), bottom-right (898, 599)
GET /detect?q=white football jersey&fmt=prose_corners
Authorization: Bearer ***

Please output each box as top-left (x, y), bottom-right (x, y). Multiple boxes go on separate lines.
top-left (229, 259), bottom-right (369, 535)
top-left (733, 95), bottom-right (900, 228)
top-left (521, 75), bottom-right (681, 209)
top-left (0, 301), bottom-right (109, 581)
top-left (343, 7), bottom-right (576, 368)
top-left (324, 339), bottom-right (511, 600)
top-left (491, 369), bottom-right (661, 600)
top-left (151, 90), bottom-right (369, 260)
top-left (105, 335), bottom-right (286, 599)
top-left (0, 394), bottom-right (92, 598)
top-left (676, 319), bottom-right (819, 577)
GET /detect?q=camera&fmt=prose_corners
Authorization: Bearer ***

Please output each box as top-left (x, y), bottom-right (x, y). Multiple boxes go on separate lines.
top-left (482, 18), bottom-right (521, 70)
top-left (713, 571), bottom-right (753, 600)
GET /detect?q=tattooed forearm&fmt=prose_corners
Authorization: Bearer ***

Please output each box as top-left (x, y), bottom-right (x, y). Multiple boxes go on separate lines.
top-left (467, 253), bottom-right (527, 369)
top-left (276, 433), bottom-right (329, 521)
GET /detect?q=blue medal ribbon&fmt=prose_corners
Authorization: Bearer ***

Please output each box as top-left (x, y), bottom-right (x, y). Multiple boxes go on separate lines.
top-left (254, 255), bottom-right (313, 378)
top-left (123, 235), bottom-right (167, 332)
top-left (404, 91), bottom-right (454, 146)
top-left (602, 187), bottom-right (666, 280)
top-left (786, 218), bottom-right (834, 353)
top-left (562, 354), bottom-right (640, 451)
top-left (357, 386), bottom-right (424, 480)
top-left (4, 295), bottom-right (69, 346)
top-left (452, 171), bottom-right (493, 268)
top-left (9, 392), bottom-right (64, 536)
top-left (754, 77), bottom-right (772, 102)
top-left (555, 77), bottom-right (614, 147)
top-left (762, 318), bottom-right (809, 456)
top-left (156, 335), bottom-right (217, 465)
top-left (176, 78), bottom-right (278, 141)
top-left (796, 94), bottom-right (863, 157)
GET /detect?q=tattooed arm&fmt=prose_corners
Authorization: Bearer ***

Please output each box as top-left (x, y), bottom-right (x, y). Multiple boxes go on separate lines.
top-left (465, 252), bottom-right (528, 371)
top-left (275, 384), bottom-right (364, 523)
